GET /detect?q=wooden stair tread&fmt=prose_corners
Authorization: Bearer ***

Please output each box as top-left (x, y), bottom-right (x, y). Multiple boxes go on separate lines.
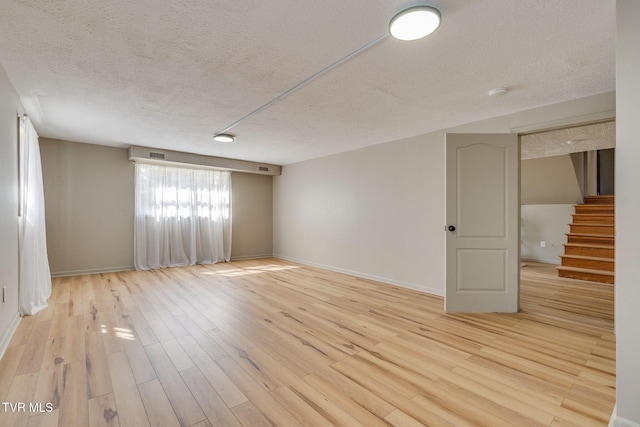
top-left (584, 195), bottom-right (615, 205)
top-left (556, 266), bottom-right (615, 276)
top-left (559, 254), bottom-right (614, 262)
top-left (571, 213), bottom-right (614, 217)
top-left (566, 232), bottom-right (614, 237)
top-left (573, 207), bottom-right (615, 214)
top-left (570, 214), bottom-right (614, 225)
top-left (559, 196), bottom-right (615, 283)
top-left (567, 223), bottom-right (614, 227)
top-left (565, 234), bottom-right (615, 245)
top-left (565, 233), bottom-right (615, 242)
top-left (568, 224), bottom-right (615, 236)
top-left (563, 242), bottom-right (614, 248)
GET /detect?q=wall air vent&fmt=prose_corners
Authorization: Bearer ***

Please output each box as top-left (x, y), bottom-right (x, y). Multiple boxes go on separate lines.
top-left (128, 146), bottom-right (281, 176)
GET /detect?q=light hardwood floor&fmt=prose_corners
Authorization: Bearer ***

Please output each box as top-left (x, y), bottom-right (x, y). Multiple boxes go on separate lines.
top-left (0, 259), bottom-right (615, 426)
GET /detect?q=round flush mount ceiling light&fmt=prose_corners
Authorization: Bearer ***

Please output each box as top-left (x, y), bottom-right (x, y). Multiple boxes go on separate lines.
top-left (389, 6), bottom-right (441, 41)
top-left (213, 133), bottom-right (234, 143)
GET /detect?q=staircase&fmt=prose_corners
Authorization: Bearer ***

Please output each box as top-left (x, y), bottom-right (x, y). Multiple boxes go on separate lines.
top-left (557, 195), bottom-right (614, 284)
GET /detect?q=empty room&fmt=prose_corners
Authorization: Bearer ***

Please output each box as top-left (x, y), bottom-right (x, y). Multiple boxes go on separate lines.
top-left (1, 1), bottom-right (639, 426)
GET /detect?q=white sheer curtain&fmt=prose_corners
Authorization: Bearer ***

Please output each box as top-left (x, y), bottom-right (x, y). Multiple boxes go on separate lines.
top-left (134, 163), bottom-right (232, 270)
top-left (18, 116), bottom-right (52, 315)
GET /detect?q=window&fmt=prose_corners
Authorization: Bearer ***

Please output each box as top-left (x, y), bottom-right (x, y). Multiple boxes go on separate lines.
top-left (18, 115), bottom-right (51, 315)
top-left (134, 163), bottom-right (231, 270)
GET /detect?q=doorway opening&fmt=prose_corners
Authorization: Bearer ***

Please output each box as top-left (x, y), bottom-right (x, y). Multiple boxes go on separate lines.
top-left (519, 119), bottom-right (616, 305)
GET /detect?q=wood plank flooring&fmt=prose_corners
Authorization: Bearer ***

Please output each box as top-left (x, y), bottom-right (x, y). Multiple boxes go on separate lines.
top-left (0, 259), bottom-right (615, 426)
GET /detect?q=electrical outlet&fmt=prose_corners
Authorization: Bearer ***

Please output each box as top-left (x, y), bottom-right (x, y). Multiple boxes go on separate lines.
top-left (540, 241), bottom-right (546, 248)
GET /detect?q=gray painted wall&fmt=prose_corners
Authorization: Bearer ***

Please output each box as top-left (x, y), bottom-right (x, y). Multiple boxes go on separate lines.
top-left (519, 154), bottom-right (582, 266)
top-left (520, 204), bottom-right (573, 265)
top-left (273, 92), bottom-right (615, 296)
top-left (40, 138), bottom-right (274, 275)
top-left (521, 155), bottom-right (583, 205)
top-left (40, 139), bottom-right (135, 275)
top-left (230, 171), bottom-right (273, 260)
top-left (0, 63), bottom-right (23, 352)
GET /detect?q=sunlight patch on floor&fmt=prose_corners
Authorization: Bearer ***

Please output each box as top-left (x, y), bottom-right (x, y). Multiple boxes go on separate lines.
top-left (201, 264), bottom-right (300, 277)
top-left (99, 324), bottom-right (136, 340)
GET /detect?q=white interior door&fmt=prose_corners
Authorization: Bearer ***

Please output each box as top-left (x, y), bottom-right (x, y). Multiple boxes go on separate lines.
top-left (445, 133), bottom-right (520, 312)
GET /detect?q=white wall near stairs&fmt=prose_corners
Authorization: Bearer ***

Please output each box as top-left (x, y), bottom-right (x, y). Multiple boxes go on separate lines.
top-left (521, 204), bottom-right (574, 264)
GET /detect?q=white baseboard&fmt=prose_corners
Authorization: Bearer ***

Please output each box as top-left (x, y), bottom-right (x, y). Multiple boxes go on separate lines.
top-left (520, 257), bottom-right (560, 265)
top-left (51, 258), bottom-right (279, 276)
top-left (0, 312), bottom-right (22, 361)
top-left (230, 254), bottom-right (274, 261)
top-left (609, 404), bottom-right (640, 427)
top-left (50, 265), bottom-right (135, 277)
top-left (273, 254), bottom-right (444, 297)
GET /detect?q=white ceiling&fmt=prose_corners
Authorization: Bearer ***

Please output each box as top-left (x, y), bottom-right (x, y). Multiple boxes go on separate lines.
top-left (0, 0), bottom-right (616, 165)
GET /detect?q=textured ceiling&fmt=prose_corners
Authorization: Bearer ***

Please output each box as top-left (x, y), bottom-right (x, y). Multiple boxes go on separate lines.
top-left (0, 0), bottom-right (616, 165)
top-left (521, 121), bottom-right (616, 160)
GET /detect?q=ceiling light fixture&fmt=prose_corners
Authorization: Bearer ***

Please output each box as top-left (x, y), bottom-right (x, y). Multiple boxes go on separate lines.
top-left (488, 87), bottom-right (509, 97)
top-left (210, 33), bottom-right (387, 141)
top-left (212, 5), bottom-right (443, 141)
top-left (389, 6), bottom-right (441, 41)
top-left (213, 133), bottom-right (234, 143)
